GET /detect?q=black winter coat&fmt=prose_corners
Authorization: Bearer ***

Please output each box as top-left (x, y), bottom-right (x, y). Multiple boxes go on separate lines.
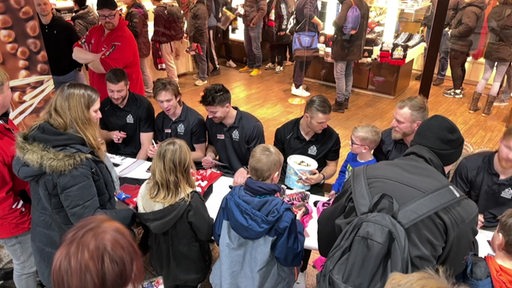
top-left (332, 0), bottom-right (369, 61)
top-left (318, 145), bottom-right (478, 275)
top-left (12, 122), bottom-right (134, 287)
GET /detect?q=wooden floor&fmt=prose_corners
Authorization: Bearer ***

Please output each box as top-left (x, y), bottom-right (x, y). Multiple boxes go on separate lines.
top-left (150, 62), bottom-right (509, 288)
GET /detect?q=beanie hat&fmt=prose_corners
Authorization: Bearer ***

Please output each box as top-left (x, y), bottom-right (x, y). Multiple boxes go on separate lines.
top-left (97, 0), bottom-right (117, 10)
top-left (411, 115), bottom-right (464, 166)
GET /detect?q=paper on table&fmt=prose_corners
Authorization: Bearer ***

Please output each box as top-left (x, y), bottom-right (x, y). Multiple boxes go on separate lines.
top-left (119, 160), bottom-right (151, 179)
top-left (477, 229), bottom-right (495, 257)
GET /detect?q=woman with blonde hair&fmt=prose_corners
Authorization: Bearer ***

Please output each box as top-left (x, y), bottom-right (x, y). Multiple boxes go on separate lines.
top-left (138, 138), bottom-right (213, 288)
top-left (52, 215), bottom-right (144, 288)
top-left (13, 83), bottom-right (134, 287)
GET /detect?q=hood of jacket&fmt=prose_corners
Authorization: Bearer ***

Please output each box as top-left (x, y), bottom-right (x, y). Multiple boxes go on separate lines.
top-left (223, 178), bottom-right (291, 240)
top-left (137, 194), bottom-right (191, 234)
top-left (459, 0), bottom-right (487, 11)
top-left (402, 145), bottom-right (447, 177)
top-left (14, 122), bottom-right (93, 182)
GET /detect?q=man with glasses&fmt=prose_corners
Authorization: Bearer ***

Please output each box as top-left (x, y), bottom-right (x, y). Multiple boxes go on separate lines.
top-left (373, 95), bottom-right (428, 162)
top-left (99, 68), bottom-right (154, 160)
top-left (73, 0), bottom-right (144, 101)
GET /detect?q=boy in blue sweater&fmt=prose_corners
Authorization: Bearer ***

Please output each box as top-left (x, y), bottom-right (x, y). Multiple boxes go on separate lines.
top-left (329, 124), bottom-right (381, 198)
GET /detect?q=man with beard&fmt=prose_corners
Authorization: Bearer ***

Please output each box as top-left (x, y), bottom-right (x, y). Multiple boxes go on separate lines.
top-left (452, 127), bottom-right (512, 229)
top-left (99, 69), bottom-right (154, 160)
top-left (73, 0), bottom-right (144, 101)
top-left (373, 96), bottom-right (428, 161)
top-left (200, 84), bottom-right (265, 185)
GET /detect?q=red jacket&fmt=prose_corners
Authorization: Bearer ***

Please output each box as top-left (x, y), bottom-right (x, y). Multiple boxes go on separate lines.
top-left (0, 117), bottom-right (31, 239)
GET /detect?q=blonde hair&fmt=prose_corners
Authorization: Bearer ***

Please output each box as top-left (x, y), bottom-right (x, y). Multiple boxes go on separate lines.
top-left (384, 267), bottom-right (466, 288)
top-left (352, 124), bottom-right (382, 150)
top-left (39, 83), bottom-right (104, 159)
top-left (248, 144), bottom-right (284, 182)
top-left (146, 138), bottom-right (196, 205)
top-left (0, 67), bottom-right (9, 89)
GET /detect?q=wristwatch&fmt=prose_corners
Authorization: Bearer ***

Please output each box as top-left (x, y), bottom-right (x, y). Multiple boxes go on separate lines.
top-left (319, 172), bottom-right (326, 185)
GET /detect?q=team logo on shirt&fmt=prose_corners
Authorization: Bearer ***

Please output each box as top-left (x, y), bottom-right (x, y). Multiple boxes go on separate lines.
top-left (126, 114), bottom-right (134, 124)
top-left (177, 123), bottom-right (185, 135)
top-left (501, 188), bottom-right (512, 199)
top-left (232, 129), bottom-right (240, 141)
top-left (308, 145), bottom-right (317, 156)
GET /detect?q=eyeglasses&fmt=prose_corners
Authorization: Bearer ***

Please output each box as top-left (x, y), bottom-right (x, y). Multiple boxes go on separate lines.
top-left (98, 12), bottom-right (117, 20)
top-left (350, 138), bottom-right (365, 147)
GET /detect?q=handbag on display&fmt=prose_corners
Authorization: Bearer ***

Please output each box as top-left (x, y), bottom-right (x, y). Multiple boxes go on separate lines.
top-left (292, 31), bottom-right (319, 59)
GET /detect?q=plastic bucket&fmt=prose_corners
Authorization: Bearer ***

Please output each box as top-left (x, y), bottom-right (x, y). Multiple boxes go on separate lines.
top-left (285, 155), bottom-right (318, 191)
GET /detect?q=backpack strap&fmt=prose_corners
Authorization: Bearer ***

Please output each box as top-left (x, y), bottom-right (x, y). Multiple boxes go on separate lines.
top-left (350, 165), bottom-right (463, 229)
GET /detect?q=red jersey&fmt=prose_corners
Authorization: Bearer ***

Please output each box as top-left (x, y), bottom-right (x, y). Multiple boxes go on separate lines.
top-left (0, 117), bottom-right (31, 238)
top-left (74, 19), bottom-right (144, 100)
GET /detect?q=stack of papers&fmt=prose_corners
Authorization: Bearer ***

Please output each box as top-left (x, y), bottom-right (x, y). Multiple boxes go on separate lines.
top-left (107, 154), bottom-right (151, 179)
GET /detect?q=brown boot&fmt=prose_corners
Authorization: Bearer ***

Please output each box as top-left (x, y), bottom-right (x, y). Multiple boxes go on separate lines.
top-left (333, 100), bottom-right (345, 113)
top-left (482, 95), bottom-right (497, 116)
top-left (469, 92), bottom-right (481, 113)
top-left (342, 98), bottom-right (349, 110)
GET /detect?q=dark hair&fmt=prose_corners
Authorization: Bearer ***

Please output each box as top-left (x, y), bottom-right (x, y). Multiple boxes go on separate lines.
top-left (52, 215), bottom-right (144, 288)
top-left (73, 0), bottom-right (87, 8)
top-left (304, 95), bottom-right (332, 115)
top-left (200, 84), bottom-right (231, 106)
top-left (153, 78), bottom-right (182, 105)
top-left (498, 209), bottom-right (512, 255)
top-left (105, 68), bottom-right (128, 85)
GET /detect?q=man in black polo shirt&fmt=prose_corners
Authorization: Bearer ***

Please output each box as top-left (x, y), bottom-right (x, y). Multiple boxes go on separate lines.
top-left (200, 84), bottom-right (265, 185)
top-left (274, 95), bottom-right (341, 196)
top-left (100, 68), bottom-right (154, 159)
top-left (148, 78), bottom-right (207, 163)
top-left (373, 95), bottom-right (428, 161)
top-left (452, 127), bottom-right (512, 228)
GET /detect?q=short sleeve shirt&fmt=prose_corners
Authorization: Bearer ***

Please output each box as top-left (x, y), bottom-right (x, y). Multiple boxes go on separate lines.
top-left (274, 117), bottom-right (341, 182)
top-left (100, 92), bottom-right (155, 158)
top-left (452, 151), bottom-right (512, 227)
top-left (205, 107), bottom-right (265, 175)
top-left (74, 19), bottom-right (144, 100)
top-left (154, 103), bottom-right (207, 151)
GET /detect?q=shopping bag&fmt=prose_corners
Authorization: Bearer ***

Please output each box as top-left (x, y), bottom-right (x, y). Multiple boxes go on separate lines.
top-left (292, 31), bottom-right (319, 59)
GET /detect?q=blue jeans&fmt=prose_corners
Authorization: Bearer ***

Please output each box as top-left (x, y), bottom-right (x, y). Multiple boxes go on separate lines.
top-left (243, 22), bottom-right (263, 68)
top-left (437, 30), bottom-right (450, 79)
top-left (0, 232), bottom-right (37, 288)
top-left (334, 60), bottom-right (354, 101)
top-left (52, 69), bottom-right (85, 90)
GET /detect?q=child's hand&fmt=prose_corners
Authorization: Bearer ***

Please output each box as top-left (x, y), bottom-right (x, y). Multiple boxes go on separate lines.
top-left (328, 191), bottom-right (336, 199)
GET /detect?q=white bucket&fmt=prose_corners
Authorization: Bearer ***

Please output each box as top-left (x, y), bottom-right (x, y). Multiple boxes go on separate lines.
top-left (285, 155), bottom-right (318, 191)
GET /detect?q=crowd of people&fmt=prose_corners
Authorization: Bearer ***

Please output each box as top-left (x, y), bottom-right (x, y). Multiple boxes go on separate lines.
top-left (2, 0), bottom-right (512, 287)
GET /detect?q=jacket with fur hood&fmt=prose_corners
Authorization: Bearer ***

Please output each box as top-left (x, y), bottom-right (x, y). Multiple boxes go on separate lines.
top-left (71, 5), bottom-right (98, 38)
top-left (12, 122), bottom-right (134, 287)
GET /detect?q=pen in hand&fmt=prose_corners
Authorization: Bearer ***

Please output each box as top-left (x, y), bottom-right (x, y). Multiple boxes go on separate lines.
top-left (152, 140), bottom-right (157, 148)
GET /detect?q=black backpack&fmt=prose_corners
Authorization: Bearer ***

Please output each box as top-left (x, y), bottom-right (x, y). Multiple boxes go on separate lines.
top-left (317, 166), bottom-right (462, 288)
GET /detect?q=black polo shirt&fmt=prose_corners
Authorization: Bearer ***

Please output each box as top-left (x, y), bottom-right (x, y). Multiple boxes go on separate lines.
top-left (452, 151), bottom-right (512, 227)
top-left (100, 92), bottom-right (155, 158)
top-left (373, 127), bottom-right (409, 162)
top-left (206, 107), bottom-right (265, 175)
top-left (154, 103), bottom-right (207, 151)
top-left (274, 117), bottom-right (341, 193)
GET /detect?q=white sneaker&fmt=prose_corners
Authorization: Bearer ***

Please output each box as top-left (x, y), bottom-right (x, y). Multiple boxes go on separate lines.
top-left (275, 66), bottom-right (283, 73)
top-left (226, 60), bottom-right (237, 68)
top-left (293, 272), bottom-right (306, 288)
top-left (265, 63), bottom-right (276, 70)
top-left (194, 79), bottom-right (208, 86)
top-left (291, 85), bottom-right (310, 97)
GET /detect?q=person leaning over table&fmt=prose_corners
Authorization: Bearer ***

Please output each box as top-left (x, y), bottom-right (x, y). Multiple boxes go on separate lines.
top-left (200, 83), bottom-right (265, 186)
top-left (13, 83), bottom-right (135, 288)
top-left (148, 78), bottom-right (207, 164)
top-left (99, 68), bottom-right (155, 160)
